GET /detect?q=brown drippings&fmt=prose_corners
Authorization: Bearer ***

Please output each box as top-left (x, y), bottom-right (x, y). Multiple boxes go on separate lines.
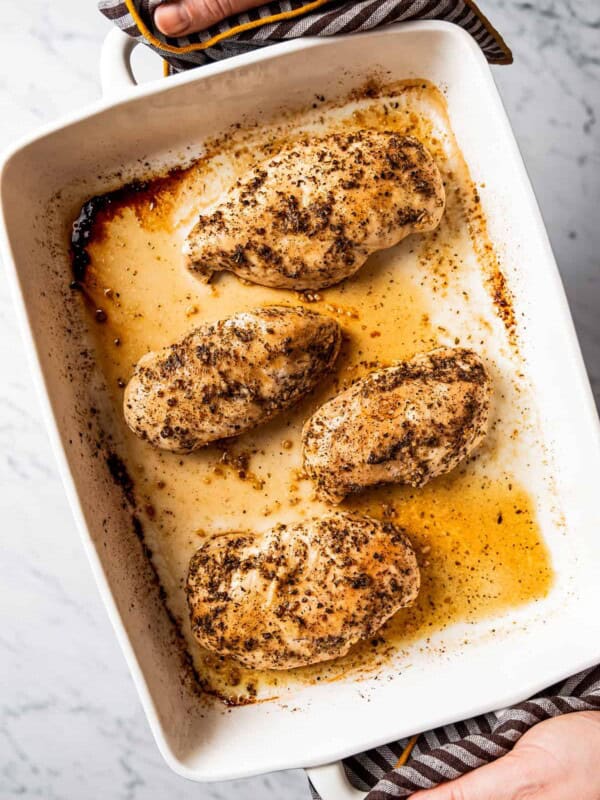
top-left (349, 473), bottom-right (553, 650)
top-left (71, 79), bottom-right (553, 704)
top-left (70, 169), bottom-right (195, 282)
top-left (105, 451), bottom-right (135, 507)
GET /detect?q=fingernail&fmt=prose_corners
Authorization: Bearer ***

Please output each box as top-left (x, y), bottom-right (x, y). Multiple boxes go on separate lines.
top-left (155, 2), bottom-right (192, 36)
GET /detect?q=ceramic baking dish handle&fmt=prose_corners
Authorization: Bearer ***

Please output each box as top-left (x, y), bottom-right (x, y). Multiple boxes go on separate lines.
top-left (100, 27), bottom-right (138, 96)
top-left (307, 762), bottom-right (367, 800)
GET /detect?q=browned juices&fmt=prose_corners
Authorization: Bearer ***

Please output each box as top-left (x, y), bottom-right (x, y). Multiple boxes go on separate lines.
top-left (73, 80), bottom-right (554, 703)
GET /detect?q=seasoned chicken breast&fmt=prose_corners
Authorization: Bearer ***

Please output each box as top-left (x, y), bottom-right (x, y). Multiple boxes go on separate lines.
top-left (303, 348), bottom-right (491, 503)
top-left (184, 131), bottom-right (445, 290)
top-left (187, 512), bottom-right (419, 669)
top-left (123, 306), bottom-right (341, 453)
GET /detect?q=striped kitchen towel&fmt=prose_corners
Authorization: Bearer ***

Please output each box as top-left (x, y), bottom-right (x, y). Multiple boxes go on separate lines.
top-left (98, 0), bottom-right (512, 74)
top-left (309, 665), bottom-right (600, 798)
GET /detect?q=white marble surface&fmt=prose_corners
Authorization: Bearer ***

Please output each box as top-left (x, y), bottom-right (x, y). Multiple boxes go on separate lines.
top-left (0, 1), bottom-right (598, 798)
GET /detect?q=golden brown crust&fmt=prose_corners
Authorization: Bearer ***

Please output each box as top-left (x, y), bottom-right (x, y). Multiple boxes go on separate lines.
top-left (184, 131), bottom-right (445, 290)
top-left (123, 305), bottom-right (341, 453)
top-left (186, 512), bottom-right (419, 669)
top-left (302, 347), bottom-right (492, 503)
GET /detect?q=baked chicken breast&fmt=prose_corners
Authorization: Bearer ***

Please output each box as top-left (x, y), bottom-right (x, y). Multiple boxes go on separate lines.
top-left (187, 512), bottom-right (419, 669)
top-left (302, 348), bottom-right (491, 503)
top-left (184, 131), bottom-right (445, 290)
top-left (123, 306), bottom-right (341, 453)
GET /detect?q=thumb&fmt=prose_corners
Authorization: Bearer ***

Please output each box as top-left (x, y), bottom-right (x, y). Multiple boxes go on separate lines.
top-left (410, 751), bottom-right (544, 800)
top-left (155, 0), bottom-right (268, 36)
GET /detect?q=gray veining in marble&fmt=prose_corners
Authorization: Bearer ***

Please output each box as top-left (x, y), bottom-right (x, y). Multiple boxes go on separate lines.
top-left (0, 1), bottom-right (598, 798)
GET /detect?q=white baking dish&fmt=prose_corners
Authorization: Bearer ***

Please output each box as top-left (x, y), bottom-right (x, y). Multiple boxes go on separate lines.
top-left (2, 21), bottom-right (600, 797)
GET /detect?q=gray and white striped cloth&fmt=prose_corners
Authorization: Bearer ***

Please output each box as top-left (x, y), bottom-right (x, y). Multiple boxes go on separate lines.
top-left (309, 665), bottom-right (600, 798)
top-left (98, 0), bottom-right (512, 73)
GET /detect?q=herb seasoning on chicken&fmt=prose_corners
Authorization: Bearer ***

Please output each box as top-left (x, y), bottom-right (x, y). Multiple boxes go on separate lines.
top-left (186, 512), bottom-right (420, 670)
top-left (184, 131), bottom-right (445, 290)
top-left (124, 305), bottom-right (341, 453)
top-left (302, 348), bottom-right (492, 503)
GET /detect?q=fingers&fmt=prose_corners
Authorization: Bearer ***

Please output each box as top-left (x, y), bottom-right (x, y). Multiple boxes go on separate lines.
top-left (410, 751), bottom-right (544, 800)
top-left (411, 712), bottom-right (600, 800)
top-left (155, 0), bottom-right (267, 36)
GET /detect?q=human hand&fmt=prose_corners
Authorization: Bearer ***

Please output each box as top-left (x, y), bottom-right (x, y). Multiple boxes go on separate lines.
top-left (412, 711), bottom-right (600, 800)
top-left (155, 0), bottom-right (267, 36)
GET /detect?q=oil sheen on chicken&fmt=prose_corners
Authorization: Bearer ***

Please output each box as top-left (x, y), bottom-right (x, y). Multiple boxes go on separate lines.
top-left (123, 305), bottom-right (341, 453)
top-left (186, 512), bottom-right (420, 669)
top-left (184, 131), bottom-right (445, 290)
top-left (302, 348), bottom-right (492, 503)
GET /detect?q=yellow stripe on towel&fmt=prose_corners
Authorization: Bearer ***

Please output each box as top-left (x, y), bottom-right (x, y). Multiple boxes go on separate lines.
top-left (124, 0), bottom-right (333, 55)
top-left (395, 734), bottom-right (420, 768)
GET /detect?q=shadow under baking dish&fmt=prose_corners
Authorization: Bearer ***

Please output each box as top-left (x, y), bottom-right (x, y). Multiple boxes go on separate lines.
top-left (72, 79), bottom-right (553, 705)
